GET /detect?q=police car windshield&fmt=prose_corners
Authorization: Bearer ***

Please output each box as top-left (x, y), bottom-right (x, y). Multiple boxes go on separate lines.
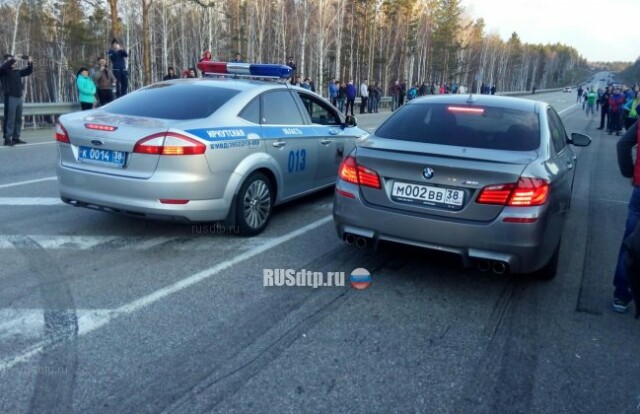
top-left (104, 83), bottom-right (240, 120)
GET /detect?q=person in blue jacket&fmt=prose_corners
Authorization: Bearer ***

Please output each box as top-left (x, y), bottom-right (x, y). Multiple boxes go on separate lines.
top-left (345, 80), bottom-right (357, 116)
top-left (76, 68), bottom-right (96, 110)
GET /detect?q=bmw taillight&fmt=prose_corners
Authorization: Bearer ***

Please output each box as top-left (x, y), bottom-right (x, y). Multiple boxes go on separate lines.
top-left (55, 122), bottom-right (70, 143)
top-left (133, 132), bottom-right (206, 155)
top-left (338, 156), bottom-right (381, 189)
top-left (477, 177), bottom-right (549, 207)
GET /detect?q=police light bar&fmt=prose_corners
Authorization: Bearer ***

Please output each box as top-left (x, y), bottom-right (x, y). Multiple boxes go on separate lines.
top-left (197, 61), bottom-right (293, 79)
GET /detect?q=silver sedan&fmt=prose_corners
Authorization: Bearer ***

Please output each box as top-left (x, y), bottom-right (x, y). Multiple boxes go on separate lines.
top-left (333, 94), bottom-right (591, 279)
top-left (56, 63), bottom-right (366, 235)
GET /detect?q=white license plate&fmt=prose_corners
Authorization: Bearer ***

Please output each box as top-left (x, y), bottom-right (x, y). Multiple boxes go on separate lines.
top-left (78, 146), bottom-right (126, 167)
top-left (391, 181), bottom-right (464, 207)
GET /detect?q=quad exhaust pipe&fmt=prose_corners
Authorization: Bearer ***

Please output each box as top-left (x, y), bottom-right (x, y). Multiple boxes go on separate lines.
top-left (476, 260), bottom-right (508, 275)
top-left (344, 233), bottom-right (368, 248)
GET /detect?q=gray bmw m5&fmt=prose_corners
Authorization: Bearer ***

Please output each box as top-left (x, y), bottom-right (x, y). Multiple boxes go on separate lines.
top-left (333, 94), bottom-right (591, 279)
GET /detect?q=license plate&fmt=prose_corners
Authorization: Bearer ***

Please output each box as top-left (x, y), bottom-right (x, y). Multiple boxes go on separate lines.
top-left (391, 181), bottom-right (464, 208)
top-left (78, 146), bottom-right (126, 167)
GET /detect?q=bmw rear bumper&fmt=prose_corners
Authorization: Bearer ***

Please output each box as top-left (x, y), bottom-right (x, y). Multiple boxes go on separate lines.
top-left (332, 182), bottom-right (561, 274)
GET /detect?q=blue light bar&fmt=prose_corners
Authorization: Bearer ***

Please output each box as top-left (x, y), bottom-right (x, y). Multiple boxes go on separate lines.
top-left (197, 61), bottom-right (293, 79)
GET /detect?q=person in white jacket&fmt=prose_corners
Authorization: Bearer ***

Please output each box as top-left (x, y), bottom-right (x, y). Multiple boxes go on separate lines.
top-left (359, 80), bottom-right (369, 114)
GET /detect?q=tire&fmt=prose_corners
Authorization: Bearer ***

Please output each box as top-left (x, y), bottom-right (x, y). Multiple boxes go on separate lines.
top-left (532, 238), bottom-right (561, 280)
top-left (235, 172), bottom-right (273, 236)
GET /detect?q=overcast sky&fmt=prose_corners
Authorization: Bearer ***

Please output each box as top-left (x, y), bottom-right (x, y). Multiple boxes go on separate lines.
top-left (462, 0), bottom-right (640, 62)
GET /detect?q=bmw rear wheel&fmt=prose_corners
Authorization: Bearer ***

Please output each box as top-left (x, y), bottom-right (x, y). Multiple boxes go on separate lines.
top-left (236, 173), bottom-right (273, 236)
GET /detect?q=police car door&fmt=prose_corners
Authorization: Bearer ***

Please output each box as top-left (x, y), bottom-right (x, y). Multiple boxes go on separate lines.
top-left (261, 90), bottom-right (318, 199)
top-left (294, 91), bottom-right (360, 187)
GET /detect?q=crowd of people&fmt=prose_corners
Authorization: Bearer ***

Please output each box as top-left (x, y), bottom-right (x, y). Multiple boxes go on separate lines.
top-left (575, 83), bottom-right (640, 136)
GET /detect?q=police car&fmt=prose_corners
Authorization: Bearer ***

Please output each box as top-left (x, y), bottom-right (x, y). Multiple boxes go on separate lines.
top-left (56, 62), bottom-right (367, 235)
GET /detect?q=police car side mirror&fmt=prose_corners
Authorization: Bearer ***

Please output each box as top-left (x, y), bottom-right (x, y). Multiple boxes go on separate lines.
top-left (343, 115), bottom-right (357, 129)
top-left (568, 132), bottom-right (591, 147)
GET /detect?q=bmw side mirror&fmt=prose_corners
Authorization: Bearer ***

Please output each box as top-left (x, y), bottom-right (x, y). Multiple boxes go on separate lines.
top-left (342, 115), bottom-right (357, 129)
top-left (568, 132), bottom-right (591, 147)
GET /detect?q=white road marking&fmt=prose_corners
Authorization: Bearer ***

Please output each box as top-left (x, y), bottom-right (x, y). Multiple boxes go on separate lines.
top-left (0, 234), bottom-right (276, 250)
top-left (558, 105), bottom-right (577, 116)
top-left (0, 215), bottom-right (332, 371)
top-left (0, 177), bottom-right (56, 190)
top-left (0, 197), bottom-right (63, 206)
top-left (0, 141), bottom-right (56, 150)
top-left (0, 308), bottom-right (112, 341)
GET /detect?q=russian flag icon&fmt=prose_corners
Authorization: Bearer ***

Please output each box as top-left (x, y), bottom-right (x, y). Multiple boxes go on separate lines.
top-left (349, 268), bottom-right (371, 290)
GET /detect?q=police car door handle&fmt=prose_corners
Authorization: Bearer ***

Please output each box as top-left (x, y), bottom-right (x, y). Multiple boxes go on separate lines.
top-left (272, 141), bottom-right (287, 148)
top-left (566, 162), bottom-right (573, 170)
top-left (320, 139), bottom-right (332, 145)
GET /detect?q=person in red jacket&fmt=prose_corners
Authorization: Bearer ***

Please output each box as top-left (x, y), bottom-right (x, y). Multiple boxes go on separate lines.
top-left (612, 119), bottom-right (640, 313)
top-left (608, 87), bottom-right (626, 136)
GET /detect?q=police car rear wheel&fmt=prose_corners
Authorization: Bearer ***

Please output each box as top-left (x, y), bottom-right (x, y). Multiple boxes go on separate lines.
top-left (237, 173), bottom-right (273, 236)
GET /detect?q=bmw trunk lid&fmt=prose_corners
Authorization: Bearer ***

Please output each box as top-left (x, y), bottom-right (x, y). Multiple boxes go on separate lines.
top-left (355, 138), bottom-right (533, 221)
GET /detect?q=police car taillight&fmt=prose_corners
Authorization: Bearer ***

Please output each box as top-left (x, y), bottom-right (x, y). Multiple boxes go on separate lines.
top-left (55, 122), bottom-right (70, 143)
top-left (133, 132), bottom-right (206, 156)
top-left (197, 61), bottom-right (293, 79)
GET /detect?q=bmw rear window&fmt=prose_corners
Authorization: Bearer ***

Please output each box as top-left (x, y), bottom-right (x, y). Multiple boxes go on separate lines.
top-left (375, 103), bottom-right (540, 151)
top-left (104, 83), bottom-right (240, 120)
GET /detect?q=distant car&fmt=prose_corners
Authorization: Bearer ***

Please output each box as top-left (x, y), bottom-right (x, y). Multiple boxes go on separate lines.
top-left (333, 95), bottom-right (592, 279)
top-left (56, 62), bottom-right (367, 235)
top-left (563, 87), bottom-right (572, 93)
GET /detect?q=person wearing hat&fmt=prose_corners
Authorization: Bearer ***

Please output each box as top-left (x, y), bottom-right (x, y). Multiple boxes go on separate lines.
top-left (0, 53), bottom-right (33, 146)
top-left (76, 67), bottom-right (96, 111)
top-left (108, 39), bottom-right (128, 98)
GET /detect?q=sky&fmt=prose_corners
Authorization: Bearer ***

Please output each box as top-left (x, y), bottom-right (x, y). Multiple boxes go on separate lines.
top-left (462, 0), bottom-right (640, 62)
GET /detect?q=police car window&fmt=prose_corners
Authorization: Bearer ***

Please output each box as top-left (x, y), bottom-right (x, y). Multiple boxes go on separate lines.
top-left (261, 91), bottom-right (305, 125)
top-left (296, 93), bottom-right (341, 126)
top-left (239, 97), bottom-right (260, 124)
top-left (105, 83), bottom-right (239, 120)
top-left (547, 108), bottom-right (567, 153)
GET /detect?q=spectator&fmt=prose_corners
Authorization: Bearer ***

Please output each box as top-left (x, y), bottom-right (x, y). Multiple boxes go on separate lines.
top-left (407, 83), bottom-right (418, 101)
top-left (108, 39), bottom-right (128, 97)
top-left (532, 84), bottom-right (536, 94)
top-left (391, 80), bottom-right (401, 111)
top-left (370, 81), bottom-right (381, 113)
top-left (611, 116), bottom-right (640, 313)
top-left (200, 50), bottom-right (212, 63)
top-left (285, 56), bottom-right (297, 79)
top-left (585, 87), bottom-right (596, 119)
top-left (399, 80), bottom-right (407, 106)
top-left (163, 66), bottom-right (179, 80)
top-left (360, 79), bottom-right (369, 114)
top-left (598, 86), bottom-right (611, 130)
top-left (490, 84), bottom-right (496, 95)
top-left (301, 77), bottom-right (311, 90)
top-left (0, 54), bottom-right (33, 146)
top-left (419, 82), bottom-right (428, 96)
top-left (609, 87), bottom-right (625, 136)
top-left (576, 85), bottom-right (584, 103)
top-left (231, 53), bottom-right (242, 63)
top-left (623, 88), bottom-right (640, 131)
top-left (187, 67), bottom-right (197, 78)
top-left (309, 78), bottom-right (316, 93)
top-left (328, 78), bottom-right (338, 107)
top-left (91, 57), bottom-right (116, 106)
top-left (337, 81), bottom-right (346, 113)
top-left (345, 80), bottom-right (356, 116)
top-left (77, 67), bottom-right (96, 111)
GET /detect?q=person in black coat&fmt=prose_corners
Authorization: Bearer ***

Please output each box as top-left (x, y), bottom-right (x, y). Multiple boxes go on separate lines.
top-left (0, 54), bottom-right (33, 146)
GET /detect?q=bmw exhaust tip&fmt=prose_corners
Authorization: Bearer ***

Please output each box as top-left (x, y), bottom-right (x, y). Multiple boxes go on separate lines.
top-left (476, 260), bottom-right (491, 272)
top-left (355, 237), bottom-right (368, 248)
top-left (492, 261), bottom-right (507, 275)
top-left (344, 233), bottom-right (356, 245)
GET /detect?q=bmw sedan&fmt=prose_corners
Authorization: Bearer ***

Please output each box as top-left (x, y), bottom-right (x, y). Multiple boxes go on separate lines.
top-left (56, 62), bottom-right (366, 235)
top-left (333, 94), bottom-right (591, 279)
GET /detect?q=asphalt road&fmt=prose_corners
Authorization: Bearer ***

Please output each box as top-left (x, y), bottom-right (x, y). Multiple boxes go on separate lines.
top-left (0, 88), bottom-right (639, 414)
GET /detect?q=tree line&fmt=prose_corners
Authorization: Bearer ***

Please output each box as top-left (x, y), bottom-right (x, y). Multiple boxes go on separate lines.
top-left (0, 0), bottom-right (626, 104)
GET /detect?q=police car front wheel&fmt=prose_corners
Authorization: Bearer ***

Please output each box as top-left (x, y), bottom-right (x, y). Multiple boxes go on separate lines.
top-left (237, 172), bottom-right (273, 236)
